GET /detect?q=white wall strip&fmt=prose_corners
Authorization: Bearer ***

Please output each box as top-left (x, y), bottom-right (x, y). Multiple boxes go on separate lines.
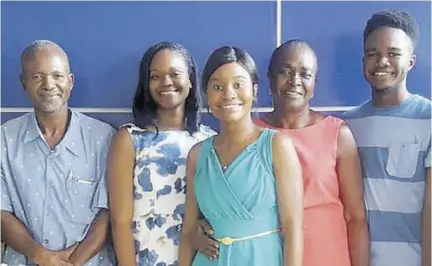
top-left (0, 106), bottom-right (356, 113)
top-left (276, 0), bottom-right (282, 47)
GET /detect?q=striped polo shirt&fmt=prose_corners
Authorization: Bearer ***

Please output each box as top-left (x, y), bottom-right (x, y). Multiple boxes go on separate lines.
top-left (344, 94), bottom-right (431, 266)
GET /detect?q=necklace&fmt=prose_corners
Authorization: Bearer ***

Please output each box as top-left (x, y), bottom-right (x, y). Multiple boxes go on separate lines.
top-left (217, 129), bottom-right (258, 171)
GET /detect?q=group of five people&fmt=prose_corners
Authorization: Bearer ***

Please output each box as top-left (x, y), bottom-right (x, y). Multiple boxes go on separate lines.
top-left (1, 9), bottom-right (430, 266)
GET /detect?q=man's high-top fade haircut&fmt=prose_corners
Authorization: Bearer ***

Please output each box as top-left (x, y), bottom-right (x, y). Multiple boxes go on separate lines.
top-left (363, 10), bottom-right (420, 49)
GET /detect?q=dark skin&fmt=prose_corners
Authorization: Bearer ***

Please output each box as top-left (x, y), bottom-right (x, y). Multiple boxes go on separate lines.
top-left (363, 27), bottom-right (415, 107)
top-left (1, 45), bottom-right (110, 266)
top-left (266, 43), bottom-right (369, 266)
top-left (1, 212), bottom-right (77, 266)
top-left (190, 46), bottom-right (316, 259)
top-left (364, 27), bottom-right (430, 266)
top-left (179, 62), bottom-right (303, 266)
top-left (191, 44), bottom-right (370, 266)
top-left (108, 49), bottom-right (199, 266)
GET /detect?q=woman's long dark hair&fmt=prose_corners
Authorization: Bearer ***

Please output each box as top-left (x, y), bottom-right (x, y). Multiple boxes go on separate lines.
top-left (132, 42), bottom-right (201, 134)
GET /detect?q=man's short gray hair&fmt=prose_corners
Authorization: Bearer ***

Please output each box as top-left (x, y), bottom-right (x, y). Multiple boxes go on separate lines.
top-left (21, 40), bottom-right (70, 72)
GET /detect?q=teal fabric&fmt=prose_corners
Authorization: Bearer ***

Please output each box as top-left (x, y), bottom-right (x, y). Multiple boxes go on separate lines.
top-left (193, 128), bottom-right (282, 266)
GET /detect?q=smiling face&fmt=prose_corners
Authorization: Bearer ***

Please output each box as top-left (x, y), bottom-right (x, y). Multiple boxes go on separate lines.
top-left (206, 62), bottom-right (257, 123)
top-left (148, 49), bottom-right (191, 110)
top-left (268, 43), bottom-right (317, 112)
top-left (363, 27), bottom-right (416, 94)
top-left (21, 47), bottom-right (74, 115)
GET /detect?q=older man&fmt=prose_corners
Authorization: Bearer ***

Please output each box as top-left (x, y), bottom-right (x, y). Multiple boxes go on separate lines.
top-left (1, 40), bottom-right (115, 266)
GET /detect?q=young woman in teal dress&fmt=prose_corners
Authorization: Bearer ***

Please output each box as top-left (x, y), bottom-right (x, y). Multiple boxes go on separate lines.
top-left (178, 46), bottom-right (304, 266)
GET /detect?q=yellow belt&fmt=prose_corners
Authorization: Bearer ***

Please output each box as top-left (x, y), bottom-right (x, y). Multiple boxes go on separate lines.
top-left (214, 229), bottom-right (279, 246)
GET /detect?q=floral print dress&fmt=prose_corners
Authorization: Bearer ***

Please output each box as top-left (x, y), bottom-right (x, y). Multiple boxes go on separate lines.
top-left (123, 124), bottom-right (215, 266)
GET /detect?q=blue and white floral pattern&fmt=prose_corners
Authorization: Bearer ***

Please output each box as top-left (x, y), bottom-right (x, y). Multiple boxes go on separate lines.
top-left (124, 124), bottom-right (215, 266)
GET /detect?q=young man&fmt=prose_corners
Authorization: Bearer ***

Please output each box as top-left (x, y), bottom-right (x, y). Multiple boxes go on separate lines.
top-left (344, 10), bottom-right (431, 266)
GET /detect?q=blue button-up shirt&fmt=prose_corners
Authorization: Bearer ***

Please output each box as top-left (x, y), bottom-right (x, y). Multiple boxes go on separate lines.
top-left (1, 110), bottom-right (116, 265)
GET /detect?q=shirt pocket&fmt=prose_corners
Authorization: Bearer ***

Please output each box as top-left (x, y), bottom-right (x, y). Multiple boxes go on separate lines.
top-left (386, 141), bottom-right (421, 179)
top-left (65, 170), bottom-right (98, 224)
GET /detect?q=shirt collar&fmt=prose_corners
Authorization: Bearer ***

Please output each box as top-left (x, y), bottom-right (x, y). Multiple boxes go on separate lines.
top-left (23, 109), bottom-right (85, 157)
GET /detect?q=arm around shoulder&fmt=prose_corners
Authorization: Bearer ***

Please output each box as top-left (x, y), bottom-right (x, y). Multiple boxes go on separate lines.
top-left (272, 133), bottom-right (303, 266)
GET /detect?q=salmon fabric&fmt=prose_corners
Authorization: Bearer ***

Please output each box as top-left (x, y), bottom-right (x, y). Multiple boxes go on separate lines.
top-left (255, 116), bottom-right (351, 266)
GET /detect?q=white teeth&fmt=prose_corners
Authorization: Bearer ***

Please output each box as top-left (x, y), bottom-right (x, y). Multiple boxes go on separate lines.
top-left (220, 105), bottom-right (240, 109)
top-left (374, 72), bottom-right (390, 76)
top-left (160, 91), bottom-right (177, 95)
top-left (285, 91), bottom-right (301, 96)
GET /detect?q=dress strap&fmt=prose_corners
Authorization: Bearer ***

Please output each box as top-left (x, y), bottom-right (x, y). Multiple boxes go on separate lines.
top-left (195, 136), bottom-right (214, 175)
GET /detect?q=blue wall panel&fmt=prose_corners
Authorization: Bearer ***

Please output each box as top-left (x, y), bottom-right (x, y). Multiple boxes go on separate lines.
top-left (1, 1), bottom-right (430, 130)
top-left (1, 1), bottom-right (276, 108)
top-left (282, 1), bottom-right (431, 107)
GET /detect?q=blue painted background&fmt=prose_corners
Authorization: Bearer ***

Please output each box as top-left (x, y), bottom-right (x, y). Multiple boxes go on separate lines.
top-left (1, 1), bottom-right (430, 130)
top-left (282, 1), bottom-right (431, 107)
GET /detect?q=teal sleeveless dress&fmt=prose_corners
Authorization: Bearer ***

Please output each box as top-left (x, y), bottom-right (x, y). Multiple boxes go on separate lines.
top-left (193, 128), bottom-right (282, 266)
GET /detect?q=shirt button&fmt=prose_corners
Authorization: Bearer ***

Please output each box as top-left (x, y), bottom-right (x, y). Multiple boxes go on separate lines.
top-left (43, 239), bottom-right (49, 244)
